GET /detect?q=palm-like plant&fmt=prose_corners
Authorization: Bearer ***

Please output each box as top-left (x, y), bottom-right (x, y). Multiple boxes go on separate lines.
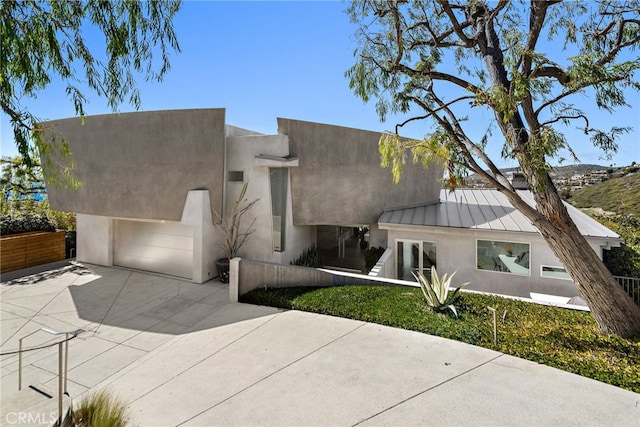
top-left (413, 267), bottom-right (468, 318)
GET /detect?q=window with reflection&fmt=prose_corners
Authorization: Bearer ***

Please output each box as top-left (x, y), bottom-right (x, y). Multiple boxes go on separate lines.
top-left (397, 240), bottom-right (437, 281)
top-left (541, 266), bottom-right (571, 280)
top-left (476, 239), bottom-right (530, 275)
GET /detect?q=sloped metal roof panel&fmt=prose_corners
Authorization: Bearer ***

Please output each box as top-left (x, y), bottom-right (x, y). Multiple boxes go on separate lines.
top-left (379, 189), bottom-right (620, 239)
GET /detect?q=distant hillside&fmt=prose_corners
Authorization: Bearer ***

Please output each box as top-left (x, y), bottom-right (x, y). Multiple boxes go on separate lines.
top-left (465, 163), bottom-right (606, 186)
top-left (568, 171), bottom-right (640, 217)
top-left (548, 164), bottom-right (608, 179)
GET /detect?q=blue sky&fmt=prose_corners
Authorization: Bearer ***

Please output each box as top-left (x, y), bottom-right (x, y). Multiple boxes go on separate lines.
top-left (2, 0), bottom-right (638, 169)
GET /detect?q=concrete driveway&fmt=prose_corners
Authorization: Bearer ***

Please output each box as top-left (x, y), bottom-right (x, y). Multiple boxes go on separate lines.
top-left (1, 262), bottom-right (638, 426)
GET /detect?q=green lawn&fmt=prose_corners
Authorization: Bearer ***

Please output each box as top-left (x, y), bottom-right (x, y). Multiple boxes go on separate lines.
top-left (241, 285), bottom-right (640, 392)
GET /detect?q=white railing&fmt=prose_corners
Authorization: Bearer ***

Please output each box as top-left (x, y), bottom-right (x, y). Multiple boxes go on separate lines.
top-left (615, 276), bottom-right (640, 307)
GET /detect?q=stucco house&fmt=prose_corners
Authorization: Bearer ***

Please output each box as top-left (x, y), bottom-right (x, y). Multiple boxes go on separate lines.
top-left (43, 108), bottom-right (440, 283)
top-left (43, 108), bottom-right (620, 302)
top-left (379, 188), bottom-right (621, 301)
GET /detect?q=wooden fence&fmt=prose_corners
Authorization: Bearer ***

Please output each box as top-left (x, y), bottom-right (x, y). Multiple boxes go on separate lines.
top-left (1, 230), bottom-right (66, 273)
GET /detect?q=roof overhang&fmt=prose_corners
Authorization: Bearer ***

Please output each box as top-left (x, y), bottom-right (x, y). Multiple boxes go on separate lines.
top-left (254, 154), bottom-right (299, 167)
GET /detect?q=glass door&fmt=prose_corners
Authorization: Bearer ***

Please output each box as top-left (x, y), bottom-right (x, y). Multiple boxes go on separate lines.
top-left (396, 240), bottom-right (437, 281)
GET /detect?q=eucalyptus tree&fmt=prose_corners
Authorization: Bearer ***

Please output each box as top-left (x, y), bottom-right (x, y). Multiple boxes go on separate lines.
top-left (1, 0), bottom-right (181, 187)
top-left (347, 0), bottom-right (640, 337)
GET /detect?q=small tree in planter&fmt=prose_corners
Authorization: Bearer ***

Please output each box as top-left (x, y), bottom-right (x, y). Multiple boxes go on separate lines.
top-left (213, 182), bottom-right (258, 283)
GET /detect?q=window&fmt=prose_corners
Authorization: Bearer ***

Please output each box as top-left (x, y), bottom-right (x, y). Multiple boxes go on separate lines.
top-left (269, 168), bottom-right (288, 252)
top-left (396, 240), bottom-right (437, 281)
top-left (476, 239), bottom-right (530, 275)
top-left (541, 266), bottom-right (571, 280)
top-left (228, 171), bottom-right (244, 182)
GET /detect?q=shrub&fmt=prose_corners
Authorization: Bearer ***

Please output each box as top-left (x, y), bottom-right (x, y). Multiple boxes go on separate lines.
top-left (1, 212), bottom-right (55, 235)
top-left (598, 215), bottom-right (640, 278)
top-left (57, 389), bottom-right (128, 427)
top-left (291, 246), bottom-right (321, 268)
top-left (1, 198), bottom-right (75, 235)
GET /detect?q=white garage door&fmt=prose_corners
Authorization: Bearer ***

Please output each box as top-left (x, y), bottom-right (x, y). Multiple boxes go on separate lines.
top-left (114, 220), bottom-right (194, 279)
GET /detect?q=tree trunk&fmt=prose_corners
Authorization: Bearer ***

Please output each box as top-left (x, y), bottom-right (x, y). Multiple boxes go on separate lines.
top-left (472, 7), bottom-right (640, 338)
top-left (509, 177), bottom-right (640, 338)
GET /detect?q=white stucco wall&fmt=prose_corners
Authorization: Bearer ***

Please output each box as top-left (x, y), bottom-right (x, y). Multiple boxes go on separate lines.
top-left (383, 225), bottom-right (607, 299)
top-left (180, 190), bottom-right (224, 283)
top-left (225, 134), bottom-right (315, 265)
top-left (76, 214), bottom-right (113, 266)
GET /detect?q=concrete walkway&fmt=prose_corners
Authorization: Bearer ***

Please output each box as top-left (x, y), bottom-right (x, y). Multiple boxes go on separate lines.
top-left (1, 262), bottom-right (638, 426)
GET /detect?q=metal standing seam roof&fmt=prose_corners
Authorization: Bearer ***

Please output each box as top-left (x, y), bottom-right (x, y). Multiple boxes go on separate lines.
top-left (379, 189), bottom-right (621, 240)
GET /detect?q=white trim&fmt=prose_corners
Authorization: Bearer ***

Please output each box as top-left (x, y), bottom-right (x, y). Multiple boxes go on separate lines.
top-left (540, 265), bottom-right (572, 281)
top-left (394, 239), bottom-right (437, 280)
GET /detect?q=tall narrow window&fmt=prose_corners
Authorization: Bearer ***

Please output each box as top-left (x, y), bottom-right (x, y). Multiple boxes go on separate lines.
top-left (269, 168), bottom-right (288, 252)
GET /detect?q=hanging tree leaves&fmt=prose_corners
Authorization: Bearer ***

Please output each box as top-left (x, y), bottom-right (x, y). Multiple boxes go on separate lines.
top-left (0, 0), bottom-right (182, 187)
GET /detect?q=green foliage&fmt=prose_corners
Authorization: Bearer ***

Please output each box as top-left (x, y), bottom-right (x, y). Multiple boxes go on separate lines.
top-left (1, 211), bottom-right (54, 235)
top-left (1, 156), bottom-right (76, 234)
top-left (241, 286), bottom-right (640, 392)
top-left (58, 389), bottom-right (129, 427)
top-left (1, 201), bottom-right (76, 234)
top-left (1, 0), bottom-right (181, 187)
top-left (291, 246), bottom-right (321, 268)
top-left (413, 267), bottom-right (468, 317)
top-left (597, 215), bottom-right (640, 278)
top-left (363, 246), bottom-right (386, 272)
top-left (1, 156), bottom-right (46, 203)
top-left (569, 172), bottom-right (640, 217)
top-left (347, 1), bottom-right (639, 189)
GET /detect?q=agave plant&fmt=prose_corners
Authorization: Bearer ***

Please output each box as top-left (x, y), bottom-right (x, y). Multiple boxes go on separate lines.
top-left (413, 267), bottom-right (468, 318)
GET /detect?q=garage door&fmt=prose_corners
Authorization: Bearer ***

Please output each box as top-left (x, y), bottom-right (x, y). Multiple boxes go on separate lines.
top-left (114, 220), bottom-right (194, 279)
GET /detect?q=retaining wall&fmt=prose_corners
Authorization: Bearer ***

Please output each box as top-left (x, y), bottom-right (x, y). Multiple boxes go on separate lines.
top-left (229, 257), bottom-right (408, 302)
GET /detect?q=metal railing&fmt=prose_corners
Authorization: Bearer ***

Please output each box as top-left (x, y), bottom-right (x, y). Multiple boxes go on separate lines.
top-left (18, 327), bottom-right (80, 423)
top-left (614, 276), bottom-right (640, 307)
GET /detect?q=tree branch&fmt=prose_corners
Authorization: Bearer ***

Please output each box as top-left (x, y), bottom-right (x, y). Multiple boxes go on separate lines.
top-left (540, 113), bottom-right (590, 128)
top-left (534, 72), bottom-right (630, 117)
top-left (436, 0), bottom-right (473, 46)
top-left (529, 66), bottom-right (571, 85)
top-left (392, 63), bottom-right (480, 93)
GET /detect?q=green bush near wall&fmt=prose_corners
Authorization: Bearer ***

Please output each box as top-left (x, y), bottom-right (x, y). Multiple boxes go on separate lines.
top-left (2, 201), bottom-right (77, 258)
top-left (598, 215), bottom-right (640, 278)
top-left (1, 213), bottom-right (55, 235)
top-left (290, 246), bottom-right (321, 268)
